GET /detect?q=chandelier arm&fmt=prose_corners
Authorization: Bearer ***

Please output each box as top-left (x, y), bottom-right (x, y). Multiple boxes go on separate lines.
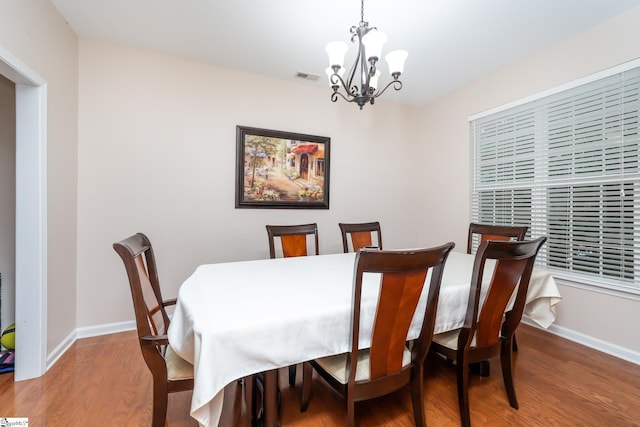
top-left (331, 90), bottom-right (356, 103)
top-left (330, 72), bottom-right (357, 101)
top-left (372, 79), bottom-right (403, 98)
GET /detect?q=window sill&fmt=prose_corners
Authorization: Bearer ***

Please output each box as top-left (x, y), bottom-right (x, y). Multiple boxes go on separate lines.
top-left (551, 273), bottom-right (640, 302)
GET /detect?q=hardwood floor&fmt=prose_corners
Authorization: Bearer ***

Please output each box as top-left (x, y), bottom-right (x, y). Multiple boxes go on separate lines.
top-left (0, 324), bottom-right (638, 426)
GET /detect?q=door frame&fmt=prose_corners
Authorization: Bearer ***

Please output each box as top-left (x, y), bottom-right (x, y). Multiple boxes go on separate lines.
top-left (0, 45), bottom-right (48, 381)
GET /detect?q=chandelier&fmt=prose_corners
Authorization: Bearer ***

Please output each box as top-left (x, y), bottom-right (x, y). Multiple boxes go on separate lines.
top-left (325, 0), bottom-right (408, 110)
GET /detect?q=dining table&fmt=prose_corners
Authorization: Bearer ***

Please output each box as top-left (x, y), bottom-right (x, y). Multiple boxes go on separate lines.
top-left (168, 250), bottom-right (562, 427)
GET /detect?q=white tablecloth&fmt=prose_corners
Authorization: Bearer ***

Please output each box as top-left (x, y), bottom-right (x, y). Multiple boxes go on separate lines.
top-left (168, 251), bottom-right (561, 426)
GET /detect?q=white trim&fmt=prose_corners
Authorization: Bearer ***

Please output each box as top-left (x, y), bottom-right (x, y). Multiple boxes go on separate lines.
top-left (0, 45), bottom-right (46, 86)
top-left (14, 83), bottom-right (48, 381)
top-left (43, 319), bottom-right (639, 374)
top-left (45, 320), bottom-right (138, 370)
top-left (46, 329), bottom-right (76, 370)
top-left (75, 320), bottom-right (136, 339)
top-left (45, 321), bottom-right (136, 370)
top-left (469, 57), bottom-right (640, 121)
top-left (522, 318), bottom-right (640, 366)
top-left (554, 277), bottom-right (640, 302)
top-left (0, 43), bottom-right (51, 382)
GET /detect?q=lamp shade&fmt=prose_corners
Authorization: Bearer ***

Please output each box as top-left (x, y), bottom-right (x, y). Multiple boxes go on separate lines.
top-left (326, 41), bottom-right (349, 68)
top-left (385, 50), bottom-right (408, 75)
top-left (362, 29), bottom-right (387, 61)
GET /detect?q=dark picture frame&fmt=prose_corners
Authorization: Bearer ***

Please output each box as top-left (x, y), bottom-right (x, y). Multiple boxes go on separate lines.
top-left (235, 126), bottom-right (330, 209)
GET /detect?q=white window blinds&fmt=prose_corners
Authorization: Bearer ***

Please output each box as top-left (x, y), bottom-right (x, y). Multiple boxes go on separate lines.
top-left (470, 64), bottom-right (640, 294)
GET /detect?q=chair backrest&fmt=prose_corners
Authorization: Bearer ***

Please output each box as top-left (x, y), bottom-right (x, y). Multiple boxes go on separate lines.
top-left (114, 233), bottom-right (193, 426)
top-left (113, 233), bottom-right (170, 343)
top-left (339, 221), bottom-right (382, 253)
top-left (467, 223), bottom-right (529, 254)
top-left (462, 237), bottom-right (546, 349)
top-left (350, 243), bottom-right (455, 382)
top-left (266, 223), bottom-right (319, 258)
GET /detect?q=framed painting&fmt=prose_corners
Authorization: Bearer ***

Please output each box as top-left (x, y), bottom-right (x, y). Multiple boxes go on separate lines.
top-left (235, 126), bottom-right (330, 209)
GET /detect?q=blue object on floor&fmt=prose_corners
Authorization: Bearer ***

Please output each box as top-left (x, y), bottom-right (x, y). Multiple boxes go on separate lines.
top-left (0, 350), bottom-right (14, 373)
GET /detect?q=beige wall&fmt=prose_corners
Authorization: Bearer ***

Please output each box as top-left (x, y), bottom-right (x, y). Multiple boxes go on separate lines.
top-left (0, 0), bottom-right (79, 353)
top-left (2, 0), bottom-right (639, 363)
top-left (76, 39), bottom-right (420, 326)
top-left (414, 6), bottom-right (640, 353)
top-left (0, 75), bottom-right (16, 329)
top-left (77, 7), bottom-right (640, 356)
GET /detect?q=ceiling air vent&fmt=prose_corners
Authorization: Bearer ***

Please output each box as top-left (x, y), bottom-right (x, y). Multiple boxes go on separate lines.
top-left (295, 71), bottom-right (320, 81)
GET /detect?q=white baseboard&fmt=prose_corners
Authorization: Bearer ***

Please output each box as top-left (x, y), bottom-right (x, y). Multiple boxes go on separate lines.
top-left (75, 320), bottom-right (136, 339)
top-left (46, 319), bottom-right (639, 373)
top-left (46, 320), bottom-right (136, 371)
top-left (522, 318), bottom-right (640, 365)
top-left (46, 329), bottom-right (76, 370)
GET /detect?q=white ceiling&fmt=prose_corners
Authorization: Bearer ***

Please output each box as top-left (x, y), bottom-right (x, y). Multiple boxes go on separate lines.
top-left (51, 0), bottom-right (640, 106)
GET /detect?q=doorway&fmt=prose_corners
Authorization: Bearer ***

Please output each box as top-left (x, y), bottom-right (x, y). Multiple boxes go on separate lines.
top-left (300, 154), bottom-right (309, 180)
top-left (0, 46), bottom-right (48, 381)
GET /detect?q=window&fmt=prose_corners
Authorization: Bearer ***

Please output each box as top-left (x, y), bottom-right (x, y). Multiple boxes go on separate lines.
top-left (316, 159), bottom-right (325, 177)
top-left (470, 61), bottom-right (640, 294)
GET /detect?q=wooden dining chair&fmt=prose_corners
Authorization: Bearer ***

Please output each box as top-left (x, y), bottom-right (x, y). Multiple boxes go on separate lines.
top-left (300, 242), bottom-right (456, 427)
top-left (467, 223), bottom-right (529, 254)
top-left (430, 237), bottom-right (546, 427)
top-left (467, 223), bottom-right (529, 353)
top-left (339, 221), bottom-right (382, 253)
top-left (266, 223), bottom-right (319, 387)
top-left (266, 223), bottom-right (319, 259)
top-left (113, 233), bottom-right (194, 427)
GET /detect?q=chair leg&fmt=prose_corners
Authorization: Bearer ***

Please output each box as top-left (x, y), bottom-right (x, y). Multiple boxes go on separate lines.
top-left (264, 370), bottom-right (279, 427)
top-left (300, 362), bottom-right (313, 412)
top-left (410, 365), bottom-right (426, 427)
top-left (251, 373), bottom-right (264, 426)
top-left (289, 364), bottom-right (297, 387)
top-left (469, 360), bottom-right (490, 377)
top-left (346, 391), bottom-right (355, 427)
top-left (456, 355), bottom-right (472, 427)
top-left (501, 338), bottom-right (519, 409)
top-left (151, 379), bottom-right (169, 427)
top-left (243, 375), bottom-right (255, 424)
top-left (512, 333), bottom-right (519, 352)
